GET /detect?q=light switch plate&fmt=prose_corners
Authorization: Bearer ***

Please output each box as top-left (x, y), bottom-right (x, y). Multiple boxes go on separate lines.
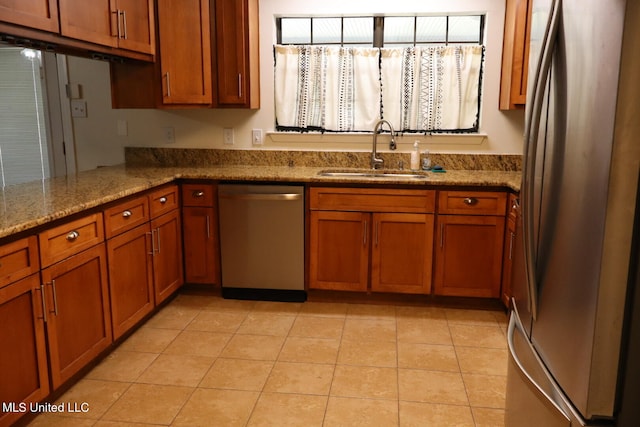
top-left (223, 128), bottom-right (235, 145)
top-left (252, 129), bottom-right (263, 145)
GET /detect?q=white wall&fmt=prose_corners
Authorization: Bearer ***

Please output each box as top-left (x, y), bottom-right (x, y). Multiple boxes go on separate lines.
top-left (67, 0), bottom-right (525, 171)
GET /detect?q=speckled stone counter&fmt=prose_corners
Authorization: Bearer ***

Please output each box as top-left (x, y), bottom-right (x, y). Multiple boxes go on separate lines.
top-left (0, 151), bottom-right (521, 240)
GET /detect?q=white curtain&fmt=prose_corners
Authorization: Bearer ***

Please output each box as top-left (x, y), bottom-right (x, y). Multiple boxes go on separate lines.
top-left (274, 45), bottom-right (381, 131)
top-left (381, 45), bottom-right (483, 132)
top-left (274, 44), bottom-right (483, 133)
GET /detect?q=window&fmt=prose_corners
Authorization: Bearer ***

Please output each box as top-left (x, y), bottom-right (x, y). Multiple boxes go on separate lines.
top-left (0, 48), bottom-right (51, 187)
top-left (278, 15), bottom-right (484, 47)
top-left (274, 15), bottom-right (485, 134)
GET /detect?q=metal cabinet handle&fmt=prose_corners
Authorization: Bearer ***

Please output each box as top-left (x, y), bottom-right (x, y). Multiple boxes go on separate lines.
top-left (363, 220), bottom-right (368, 246)
top-left (121, 10), bottom-right (127, 39)
top-left (238, 74), bottom-right (242, 98)
top-left (112, 10), bottom-right (120, 37)
top-left (374, 220), bottom-right (379, 246)
top-left (440, 223), bottom-right (445, 248)
top-left (159, 197), bottom-right (167, 204)
top-left (66, 231), bottom-right (79, 241)
top-left (206, 215), bottom-right (211, 239)
top-left (509, 231), bottom-right (515, 260)
top-left (463, 197), bottom-right (479, 206)
top-left (147, 231), bottom-right (155, 255)
top-left (165, 72), bottom-right (171, 97)
top-left (156, 227), bottom-right (161, 253)
top-left (38, 283), bottom-right (47, 323)
top-left (50, 280), bottom-right (59, 316)
top-left (193, 190), bottom-right (205, 198)
top-left (122, 210), bottom-right (132, 218)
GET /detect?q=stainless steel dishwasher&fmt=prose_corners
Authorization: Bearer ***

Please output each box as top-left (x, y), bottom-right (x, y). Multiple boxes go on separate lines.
top-left (217, 184), bottom-right (305, 302)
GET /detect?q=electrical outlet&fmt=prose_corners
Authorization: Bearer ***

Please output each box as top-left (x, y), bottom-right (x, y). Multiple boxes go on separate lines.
top-left (71, 100), bottom-right (87, 118)
top-left (223, 128), bottom-right (235, 145)
top-left (163, 127), bottom-right (175, 144)
top-left (252, 129), bottom-right (263, 145)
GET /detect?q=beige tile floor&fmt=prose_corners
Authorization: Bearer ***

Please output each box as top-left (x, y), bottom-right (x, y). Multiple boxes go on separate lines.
top-left (28, 294), bottom-right (509, 427)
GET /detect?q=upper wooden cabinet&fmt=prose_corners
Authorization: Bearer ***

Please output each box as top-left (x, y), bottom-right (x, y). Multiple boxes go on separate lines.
top-left (111, 0), bottom-right (260, 109)
top-left (213, 0), bottom-right (260, 108)
top-left (157, 0), bottom-right (212, 105)
top-left (500, 0), bottom-right (532, 110)
top-left (0, 0), bottom-right (59, 32)
top-left (58, 0), bottom-right (155, 55)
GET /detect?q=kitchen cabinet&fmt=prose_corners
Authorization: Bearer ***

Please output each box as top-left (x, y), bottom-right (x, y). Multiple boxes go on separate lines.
top-left (213, 0), bottom-right (260, 108)
top-left (501, 193), bottom-right (519, 308)
top-left (182, 183), bottom-right (219, 285)
top-left (309, 187), bottom-right (435, 294)
top-left (0, 0), bottom-right (58, 32)
top-left (0, 237), bottom-right (48, 427)
top-left (41, 243), bottom-right (112, 389)
top-left (58, 0), bottom-right (155, 55)
top-left (149, 186), bottom-right (183, 304)
top-left (434, 191), bottom-right (507, 298)
top-left (104, 195), bottom-right (154, 339)
top-left (499, 0), bottom-right (532, 110)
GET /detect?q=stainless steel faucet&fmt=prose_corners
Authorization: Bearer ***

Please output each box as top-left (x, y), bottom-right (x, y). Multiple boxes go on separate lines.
top-left (371, 119), bottom-right (397, 169)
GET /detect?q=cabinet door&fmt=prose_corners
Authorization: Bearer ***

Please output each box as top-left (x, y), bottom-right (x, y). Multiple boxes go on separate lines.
top-left (214, 0), bottom-right (259, 108)
top-left (501, 215), bottom-right (517, 308)
top-left (0, 0), bottom-right (59, 32)
top-left (58, 0), bottom-right (117, 48)
top-left (157, 0), bottom-right (212, 105)
top-left (434, 215), bottom-right (505, 298)
top-left (114, 0), bottom-right (155, 54)
top-left (182, 207), bottom-right (218, 284)
top-left (499, 0), bottom-right (532, 109)
top-left (0, 274), bottom-right (49, 427)
top-left (152, 209), bottom-right (183, 304)
top-left (309, 211), bottom-right (369, 292)
top-left (42, 244), bottom-right (112, 389)
top-left (107, 224), bottom-right (154, 339)
top-left (371, 213), bottom-right (434, 294)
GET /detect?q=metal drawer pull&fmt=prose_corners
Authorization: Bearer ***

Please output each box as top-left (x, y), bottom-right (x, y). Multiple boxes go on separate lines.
top-left (166, 72), bottom-right (171, 97)
top-left (147, 231), bottom-right (155, 255)
top-left (463, 197), bottom-right (479, 206)
top-left (122, 210), bottom-right (132, 218)
top-left (159, 197), bottom-right (167, 204)
top-left (193, 190), bottom-right (205, 198)
top-left (121, 10), bottom-right (127, 39)
top-left (66, 231), bottom-right (79, 241)
top-left (51, 280), bottom-right (59, 316)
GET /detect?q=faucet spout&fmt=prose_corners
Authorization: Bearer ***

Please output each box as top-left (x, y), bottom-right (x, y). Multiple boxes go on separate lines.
top-left (371, 119), bottom-right (396, 169)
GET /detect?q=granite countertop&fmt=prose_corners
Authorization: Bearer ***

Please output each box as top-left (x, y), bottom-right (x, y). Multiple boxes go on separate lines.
top-left (0, 163), bottom-right (521, 240)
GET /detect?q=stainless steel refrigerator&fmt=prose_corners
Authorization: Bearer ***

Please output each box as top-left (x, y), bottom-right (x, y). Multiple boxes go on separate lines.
top-left (505, 0), bottom-right (640, 425)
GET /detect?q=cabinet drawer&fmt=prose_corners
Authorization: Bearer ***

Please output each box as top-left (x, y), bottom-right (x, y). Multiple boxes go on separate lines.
top-left (0, 236), bottom-right (39, 288)
top-left (438, 191), bottom-right (507, 216)
top-left (310, 187), bottom-right (436, 213)
top-left (182, 183), bottom-right (216, 207)
top-left (149, 185), bottom-right (179, 218)
top-left (104, 195), bottom-right (150, 238)
top-left (39, 213), bottom-right (105, 267)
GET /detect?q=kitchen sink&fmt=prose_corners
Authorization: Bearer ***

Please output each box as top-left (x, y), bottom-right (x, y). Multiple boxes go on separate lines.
top-left (317, 169), bottom-right (429, 179)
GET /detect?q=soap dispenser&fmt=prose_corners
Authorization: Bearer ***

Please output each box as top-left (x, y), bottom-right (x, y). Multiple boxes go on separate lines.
top-left (410, 141), bottom-right (420, 171)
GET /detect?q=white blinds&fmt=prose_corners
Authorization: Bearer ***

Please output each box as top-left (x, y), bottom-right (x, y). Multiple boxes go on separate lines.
top-left (274, 44), bottom-right (483, 133)
top-left (0, 48), bottom-right (51, 187)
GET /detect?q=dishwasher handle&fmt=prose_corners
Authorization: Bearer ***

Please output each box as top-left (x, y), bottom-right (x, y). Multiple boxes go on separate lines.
top-left (219, 192), bottom-right (302, 201)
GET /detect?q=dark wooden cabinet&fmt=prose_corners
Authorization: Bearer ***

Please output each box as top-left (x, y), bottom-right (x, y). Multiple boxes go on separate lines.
top-left (58, 0), bottom-right (154, 54)
top-left (434, 191), bottom-right (508, 298)
top-left (151, 208), bottom-right (183, 303)
top-left (500, 0), bottom-right (532, 110)
top-left (41, 244), bottom-right (112, 389)
top-left (0, 0), bottom-right (58, 32)
top-left (213, 0), bottom-right (260, 108)
top-left (309, 187), bottom-right (435, 294)
top-left (309, 210), bottom-right (369, 292)
top-left (182, 183), bottom-right (219, 284)
top-left (370, 213), bottom-right (434, 294)
top-left (501, 193), bottom-right (519, 308)
top-left (106, 224), bottom-right (154, 339)
top-left (0, 273), bottom-right (49, 427)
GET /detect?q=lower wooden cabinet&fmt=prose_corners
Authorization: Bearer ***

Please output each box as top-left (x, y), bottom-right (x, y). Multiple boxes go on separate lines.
top-left (151, 209), bottom-right (183, 304)
top-left (371, 213), bottom-right (434, 294)
top-left (308, 187), bottom-right (436, 294)
top-left (182, 206), bottom-right (218, 284)
top-left (309, 210), bottom-right (369, 292)
top-left (501, 194), bottom-right (519, 307)
top-left (433, 215), bottom-right (506, 298)
top-left (41, 244), bottom-right (112, 389)
top-left (107, 223), bottom-right (154, 339)
top-left (0, 274), bottom-right (49, 427)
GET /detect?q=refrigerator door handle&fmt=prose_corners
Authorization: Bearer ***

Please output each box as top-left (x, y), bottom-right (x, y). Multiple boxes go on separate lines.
top-left (521, 0), bottom-right (562, 320)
